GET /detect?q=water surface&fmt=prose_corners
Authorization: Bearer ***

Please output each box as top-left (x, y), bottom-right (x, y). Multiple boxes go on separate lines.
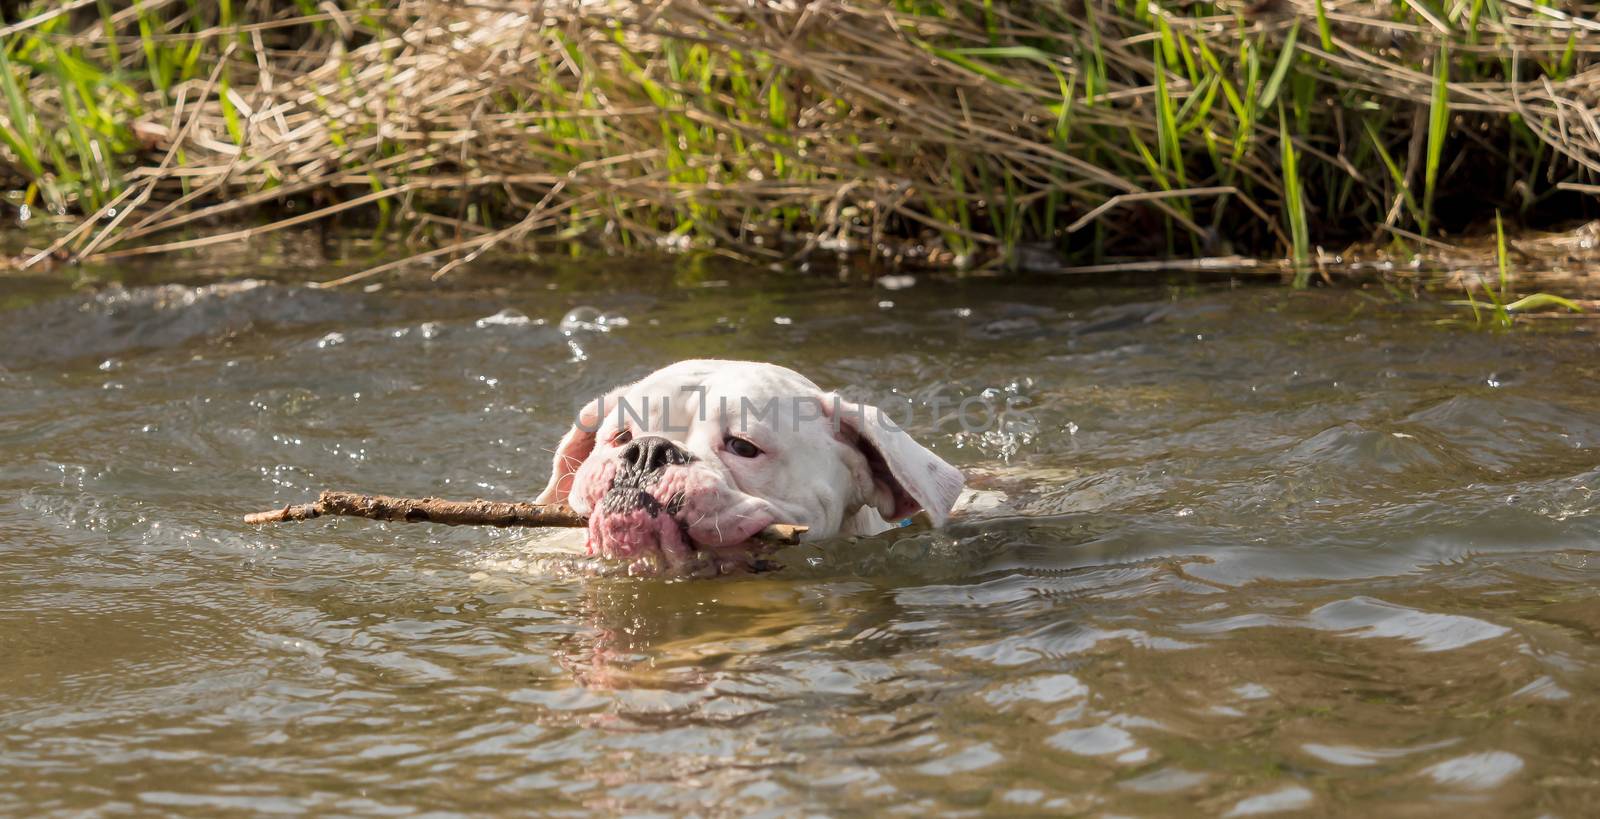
top-left (2, 262), bottom-right (1598, 815)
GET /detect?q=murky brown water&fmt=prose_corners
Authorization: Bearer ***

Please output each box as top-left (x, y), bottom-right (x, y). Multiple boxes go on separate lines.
top-left (2, 258), bottom-right (1598, 816)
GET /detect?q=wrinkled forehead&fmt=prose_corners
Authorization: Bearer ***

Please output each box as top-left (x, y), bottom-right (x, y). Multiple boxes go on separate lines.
top-left (612, 361), bottom-right (830, 432)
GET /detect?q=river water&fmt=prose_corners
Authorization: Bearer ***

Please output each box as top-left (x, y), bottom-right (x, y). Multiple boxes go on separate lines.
top-left (2, 259), bottom-right (1597, 816)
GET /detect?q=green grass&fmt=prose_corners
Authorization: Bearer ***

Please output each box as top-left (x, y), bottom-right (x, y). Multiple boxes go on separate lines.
top-left (1421, 46), bottom-right (1451, 239)
top-left (0, 0), bottom-right (1596, 281)
top-left (1279, 103), bottom-right (1310, 285)
top-left (1448, 211), bottom-right (1585, 328)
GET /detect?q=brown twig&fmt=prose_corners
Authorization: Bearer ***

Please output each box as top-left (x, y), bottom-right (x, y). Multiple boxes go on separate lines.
top-left (245, 490), bottom-right (809, 545)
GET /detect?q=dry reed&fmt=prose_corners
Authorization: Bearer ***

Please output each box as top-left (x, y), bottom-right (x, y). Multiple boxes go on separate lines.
top-left (2, 1), bottom-right (1598, 282)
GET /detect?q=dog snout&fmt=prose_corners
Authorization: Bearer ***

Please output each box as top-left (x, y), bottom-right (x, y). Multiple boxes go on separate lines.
top-left (619, 436), bottom-right (690, 473)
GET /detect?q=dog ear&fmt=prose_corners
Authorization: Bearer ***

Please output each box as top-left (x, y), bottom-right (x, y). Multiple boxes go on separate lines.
top-left (824, 395), bottom-right (964, 526)
top-left (536, 396), bottom-right (606, 505)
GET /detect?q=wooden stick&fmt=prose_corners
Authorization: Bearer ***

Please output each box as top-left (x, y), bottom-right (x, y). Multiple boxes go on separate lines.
top-left (245, 490), bottom-right (809, 545)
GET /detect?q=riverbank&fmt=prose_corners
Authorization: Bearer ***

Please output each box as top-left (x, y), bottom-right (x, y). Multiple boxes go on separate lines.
top-left (2, 1), bottom-right (1598, 286)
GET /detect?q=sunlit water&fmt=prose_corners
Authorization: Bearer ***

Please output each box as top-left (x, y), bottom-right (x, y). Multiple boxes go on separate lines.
top-left (2, 261), bottom-right (1597, 816)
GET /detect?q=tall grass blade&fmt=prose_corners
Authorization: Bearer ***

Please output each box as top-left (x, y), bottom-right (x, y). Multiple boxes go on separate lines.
top-left (1422, 46), bottom-right (1450, 237)
top-left (1278, 104), bottom-right (1310, 285)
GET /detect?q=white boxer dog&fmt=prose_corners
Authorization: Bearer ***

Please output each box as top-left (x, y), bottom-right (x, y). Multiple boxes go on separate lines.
top-left (536, 360), bottom-right (964, 573)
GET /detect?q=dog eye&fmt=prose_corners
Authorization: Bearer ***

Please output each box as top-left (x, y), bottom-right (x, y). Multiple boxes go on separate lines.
top-left (724, 436), bottom-right (761, 458)
top-left (611, 428), bottom-right (632, 446)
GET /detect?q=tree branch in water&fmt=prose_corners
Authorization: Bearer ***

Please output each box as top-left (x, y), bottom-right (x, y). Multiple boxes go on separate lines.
top-left (244, 490), bottom-right (809, 545)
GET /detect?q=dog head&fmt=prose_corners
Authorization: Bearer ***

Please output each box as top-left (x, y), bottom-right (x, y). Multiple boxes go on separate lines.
top-left (536, 360), bottom-right (964, 572)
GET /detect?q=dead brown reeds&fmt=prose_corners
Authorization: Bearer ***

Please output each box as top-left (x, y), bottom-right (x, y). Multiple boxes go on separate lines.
top-left (2, 1), bottom-right (1598, 283)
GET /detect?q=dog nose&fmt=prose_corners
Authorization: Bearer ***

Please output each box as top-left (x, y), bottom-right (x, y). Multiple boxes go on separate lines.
top-left (620, 436), bottom-right (689, 473)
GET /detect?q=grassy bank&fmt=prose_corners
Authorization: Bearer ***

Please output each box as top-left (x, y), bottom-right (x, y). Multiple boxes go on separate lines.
top-left (1, 0), bottom-right (1598, 283)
